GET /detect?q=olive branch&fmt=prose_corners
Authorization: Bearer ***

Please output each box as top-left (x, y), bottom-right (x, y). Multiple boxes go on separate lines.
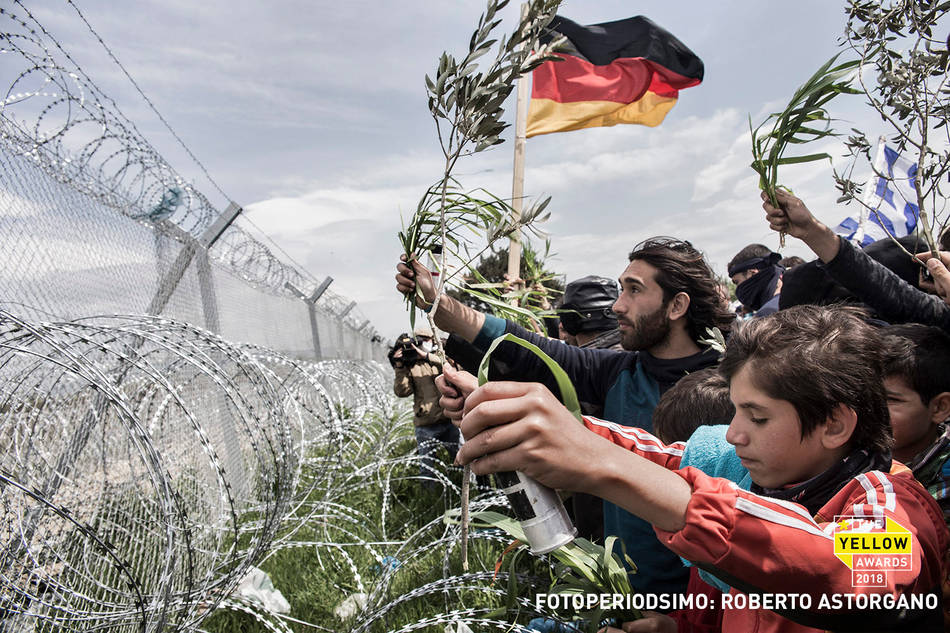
top-left (834, 0), bottom-right (950, 260)
top-left (398, 0), bottom-right (564, 572)
top-left (455, 239), bottom-right (563, 334)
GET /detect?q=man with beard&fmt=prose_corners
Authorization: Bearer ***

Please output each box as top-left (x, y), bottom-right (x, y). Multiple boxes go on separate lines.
top-left (728, 243), bottom-right (784, 318)
top-left (395, 237), bottom-right (735, 599)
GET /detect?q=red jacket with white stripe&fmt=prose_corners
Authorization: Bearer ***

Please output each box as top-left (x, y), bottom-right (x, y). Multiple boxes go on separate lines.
top-left (583, 418), bottom-right (948, 632)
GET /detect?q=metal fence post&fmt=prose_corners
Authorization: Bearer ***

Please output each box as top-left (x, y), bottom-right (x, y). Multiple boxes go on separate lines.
top-left (196, 250), bottom-right (219, 332)
top-left (148, 203), bottom-right (241, 321)
top-left (286, 279), bottom-right (334, 360)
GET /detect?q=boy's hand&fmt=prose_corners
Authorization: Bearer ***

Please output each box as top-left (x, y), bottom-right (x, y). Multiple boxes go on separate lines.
top-left (395, 254), bottom-right (436, 309)
top-left (435, 364), bottom-right (477, 424)
top-left (455, 381), bottom-right (598, 492)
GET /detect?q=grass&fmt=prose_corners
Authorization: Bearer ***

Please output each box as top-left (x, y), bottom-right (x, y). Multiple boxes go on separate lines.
top-left (198, 403), bottom-right (556, 633)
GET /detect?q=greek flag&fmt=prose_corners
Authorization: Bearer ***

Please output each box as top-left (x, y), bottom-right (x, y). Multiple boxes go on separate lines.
top-left (834, 137), bottom-right (918, 247)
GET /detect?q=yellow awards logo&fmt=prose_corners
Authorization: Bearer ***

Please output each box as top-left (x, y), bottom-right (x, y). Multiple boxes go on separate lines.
top-left (832, 516), bottom-right (913, 587)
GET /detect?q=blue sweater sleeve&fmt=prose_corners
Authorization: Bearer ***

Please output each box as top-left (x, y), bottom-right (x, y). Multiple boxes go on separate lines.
top-left (457, 315), bottom-right (633, 407)
top-left (472, 314), bottom-right (507, 349)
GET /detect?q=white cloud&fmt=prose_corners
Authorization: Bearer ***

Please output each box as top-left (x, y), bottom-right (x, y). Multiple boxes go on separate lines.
top-left (10, 0), bottom-right (905, 342)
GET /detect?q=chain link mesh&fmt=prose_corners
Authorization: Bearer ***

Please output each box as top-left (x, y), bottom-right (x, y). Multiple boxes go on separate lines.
top-left (0, 4), bottom-right (398, 631)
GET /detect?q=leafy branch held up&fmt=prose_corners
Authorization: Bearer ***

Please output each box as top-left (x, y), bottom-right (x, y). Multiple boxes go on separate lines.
top-left (750, 54), bottom-right (860, 246)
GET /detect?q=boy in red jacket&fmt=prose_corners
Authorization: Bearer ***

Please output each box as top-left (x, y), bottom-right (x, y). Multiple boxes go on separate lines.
top-left (453, 305), bottom-right (947, 632)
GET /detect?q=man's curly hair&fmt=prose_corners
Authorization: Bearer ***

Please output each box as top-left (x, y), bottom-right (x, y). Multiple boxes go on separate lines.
top-left (628, 237), bottom-right (735, 343)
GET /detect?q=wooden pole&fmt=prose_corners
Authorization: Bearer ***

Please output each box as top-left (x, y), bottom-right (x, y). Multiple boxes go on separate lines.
top-left (507, 6), bottom-right (530, 288)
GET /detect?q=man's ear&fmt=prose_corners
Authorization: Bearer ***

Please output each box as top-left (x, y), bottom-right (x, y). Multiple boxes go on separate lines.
top-left (821, 403), bottom-right (858, 450)
top-left (667, 291), bottom-right (691, 322)
top-left (928, 392), bottom-right (950, 425)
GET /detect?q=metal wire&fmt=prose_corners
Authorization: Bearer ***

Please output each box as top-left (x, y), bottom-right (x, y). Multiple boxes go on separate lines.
top-left (0, 310), bottom-right (394, 632)
top-left (0, 3), bottom-right (396, 630)
top-left (0, 3), bottom-right (381, 334)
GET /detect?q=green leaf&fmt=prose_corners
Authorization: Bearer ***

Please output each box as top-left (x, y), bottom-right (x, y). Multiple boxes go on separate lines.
top-left (477, 334), bottom-right (582, 421)
top-left (774, 152), bottom-right (831, 165)
top-left (506, 547), bottom-right (522, 612)
top-left (749, 52), bottom-right (858, 202)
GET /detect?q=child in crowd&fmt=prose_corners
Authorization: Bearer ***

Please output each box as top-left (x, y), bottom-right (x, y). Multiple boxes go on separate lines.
top-left (650, 367), bottom-right (734, 445)
top-left (882, 323), bottom-right (950, 526)
top-left (650, 367), bottom-right (735, 633)
top-left (882, 324), bottom-right (950, 628)
top-left (454, 305), bottom-right (948, 632)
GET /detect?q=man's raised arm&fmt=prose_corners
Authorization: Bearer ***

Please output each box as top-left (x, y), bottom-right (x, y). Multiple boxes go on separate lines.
top-left (761, 189), bottom-right (841, 263)
top-left (395, 255), bottom-right (485, 342)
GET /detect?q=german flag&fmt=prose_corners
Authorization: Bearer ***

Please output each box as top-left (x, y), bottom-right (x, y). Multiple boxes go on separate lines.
top-left (527, 16), bottom-right (704, 138)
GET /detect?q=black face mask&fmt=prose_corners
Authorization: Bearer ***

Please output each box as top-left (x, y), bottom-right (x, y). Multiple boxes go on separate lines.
top-left (735, 265), bottom-right (783, 311)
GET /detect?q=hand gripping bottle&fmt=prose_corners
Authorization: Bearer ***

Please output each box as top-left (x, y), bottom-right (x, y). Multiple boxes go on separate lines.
top-left (477, 334), bottom-right (579, 554)
top-left (493, 470), bottom-right (576, 554)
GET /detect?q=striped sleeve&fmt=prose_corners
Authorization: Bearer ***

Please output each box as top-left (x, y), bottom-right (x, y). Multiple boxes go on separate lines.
top-left (654, 467), bottom-right (942, 599)
top-left (583, 415), bottom-right (684, 470)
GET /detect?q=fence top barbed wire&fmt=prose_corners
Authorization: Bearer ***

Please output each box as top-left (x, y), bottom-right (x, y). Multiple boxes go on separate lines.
top-left (0, 2), bottom-right (382, 342)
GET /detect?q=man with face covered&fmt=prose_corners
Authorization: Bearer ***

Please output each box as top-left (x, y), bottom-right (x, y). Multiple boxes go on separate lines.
top-left (396, 237), bottom-right (735, 599)
top-left (728, 243), bottom-right (785, 318)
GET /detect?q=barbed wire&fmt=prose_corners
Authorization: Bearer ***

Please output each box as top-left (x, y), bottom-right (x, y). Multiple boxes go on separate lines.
top-left (0, 3), bottom-right (372, 328)
top-left (61, 0), bottom-right (232, 204)
top-left (0, 4), bottom-right (563, 633)
top-left (0, 309), bottom-right (394, 632)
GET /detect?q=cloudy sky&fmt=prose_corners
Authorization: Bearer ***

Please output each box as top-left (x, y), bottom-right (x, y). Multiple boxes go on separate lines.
top-left (28, 0), bottom-right (886, 339)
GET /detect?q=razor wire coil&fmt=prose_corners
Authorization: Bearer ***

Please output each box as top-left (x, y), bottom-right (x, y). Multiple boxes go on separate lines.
top-left (0, 310), bottom-right (395, 632)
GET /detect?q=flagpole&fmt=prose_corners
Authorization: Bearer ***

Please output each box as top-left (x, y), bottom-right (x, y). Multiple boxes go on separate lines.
top-left (507, 5), bottom-right (530, 290)
top-left (507, 63), bottom-right (529, 287)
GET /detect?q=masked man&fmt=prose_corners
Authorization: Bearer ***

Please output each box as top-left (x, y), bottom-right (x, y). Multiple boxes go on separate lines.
top-left (728, 244), bottom-right (784, 318)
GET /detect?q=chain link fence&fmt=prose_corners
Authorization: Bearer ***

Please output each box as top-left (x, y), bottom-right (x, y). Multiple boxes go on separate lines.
top-left (0, 1), bottom-right (387, 362)
top-left (0, 3), bottom-right (400, 632)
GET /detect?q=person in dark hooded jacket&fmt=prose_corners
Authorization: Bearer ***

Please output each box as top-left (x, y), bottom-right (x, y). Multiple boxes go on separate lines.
top-left (763, 189), bottom-right (950, 332)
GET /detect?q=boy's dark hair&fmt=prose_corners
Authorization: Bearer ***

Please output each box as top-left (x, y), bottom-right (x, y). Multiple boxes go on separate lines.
top-left (628, 237), bottom-right (735, 342)
top-left (652, 368), bottom-right (734, 444)
top-left (882, 323), bottom-right (950, 404)
top-left (719, 305), bottom-right (892, 453)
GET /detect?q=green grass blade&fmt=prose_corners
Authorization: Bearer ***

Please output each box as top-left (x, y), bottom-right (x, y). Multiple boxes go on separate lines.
top-left (476, 333), bottom-right (582, 421)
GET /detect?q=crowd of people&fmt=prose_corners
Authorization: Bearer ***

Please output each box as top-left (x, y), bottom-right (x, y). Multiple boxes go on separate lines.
top-left (390, 190), bottom-right (950, 632)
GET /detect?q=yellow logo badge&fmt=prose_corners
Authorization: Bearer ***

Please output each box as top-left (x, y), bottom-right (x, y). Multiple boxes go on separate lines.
top-left (832, 516), bottom-right (913, 587)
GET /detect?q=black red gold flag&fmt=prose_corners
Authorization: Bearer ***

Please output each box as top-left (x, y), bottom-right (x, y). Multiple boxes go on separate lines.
top-left (527, 15), bottom-right (704, 138)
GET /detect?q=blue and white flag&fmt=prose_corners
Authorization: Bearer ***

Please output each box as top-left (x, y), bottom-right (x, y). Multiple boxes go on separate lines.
top-left (834, 137), bottom-right (919, 247)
